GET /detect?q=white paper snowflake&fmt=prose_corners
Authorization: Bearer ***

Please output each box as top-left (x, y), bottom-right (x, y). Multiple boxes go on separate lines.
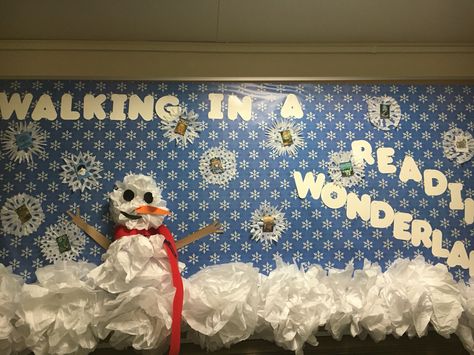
top-left (265, 120), bottom-right (305, 157)
top-left (367, 96), bottom-right (402, 130)
top-left (250, 202), bottom-right (288, 244)
top-left (60, 152), bottom-right (103, 192)
top-left (1, 193), bottom-right (44, 236)
top-left (160, 107), bottom-right (204, 148)
top-left (0, 121), bottom-right (46, 164)
top-left (199, 147), bottom-right (237, 186)
top-left (40, 221), bottom-right (85, 263)
top-left (328, 150), bottom-right (365, 188)
top-left (442, 127), bottom-right (474, 165)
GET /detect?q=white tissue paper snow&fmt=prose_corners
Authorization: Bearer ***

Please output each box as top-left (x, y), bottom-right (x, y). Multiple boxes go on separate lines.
top-left (183, 262), bottom-right (260, 351)
top-left (256, 258), bottom-right (333, 355)
top-left (15, 261), bottom-right (109, 355)
top-left (88, 234), bottom-right (182, 351)
top-left (0, 265), bottom-right (25, 355)
top-left (1, 252), bottom-right (473, 354)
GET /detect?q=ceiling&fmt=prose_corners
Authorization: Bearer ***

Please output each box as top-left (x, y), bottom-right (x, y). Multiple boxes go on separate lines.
top-left (1, 0), bottom-right (474, 44)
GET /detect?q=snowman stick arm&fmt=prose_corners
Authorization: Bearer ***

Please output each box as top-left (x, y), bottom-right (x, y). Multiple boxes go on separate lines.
top-left (66, 210), bottom-right (111, 249)
top-left (175, 220), bottom-right (223, 249)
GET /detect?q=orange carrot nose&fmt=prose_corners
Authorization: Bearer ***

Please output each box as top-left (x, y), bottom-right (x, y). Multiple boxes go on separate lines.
top-left (135, 205), bottom-right (171, 216)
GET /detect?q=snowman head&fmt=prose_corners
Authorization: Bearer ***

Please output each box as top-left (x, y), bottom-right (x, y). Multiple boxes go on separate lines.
top-left (109, 174), bottom-right (170, 230)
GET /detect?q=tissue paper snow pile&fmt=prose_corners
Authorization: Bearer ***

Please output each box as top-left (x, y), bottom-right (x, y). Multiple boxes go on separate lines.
top-left (1, 243), bottom-right (473, 355)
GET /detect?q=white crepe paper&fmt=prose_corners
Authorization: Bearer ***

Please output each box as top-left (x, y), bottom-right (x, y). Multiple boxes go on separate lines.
top-left (456, 280), bottom-right (474, 354)
top-left (381, 256), bottom-right (463, 338)
top-left (88, 234), bottom-right (183, 350)
top-left (109, 174), bottom-right (168, 231)
top-left (442, 127), bottom-right (474, 165)
top-left (183, 263), bottom-right (260, 351)
top-left (0, 265), bottom-right (25, 355)
top-left (14, 261), bottom-right (109, 355)
top-left (256, 258), bottom-right (333, 355)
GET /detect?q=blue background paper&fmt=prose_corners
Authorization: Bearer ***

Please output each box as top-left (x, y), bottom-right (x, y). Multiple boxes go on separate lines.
top-left (0, 80), bottom-right (472, 283)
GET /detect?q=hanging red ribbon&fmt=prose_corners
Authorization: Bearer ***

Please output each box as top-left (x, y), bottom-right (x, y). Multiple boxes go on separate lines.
top-left (114, 225), bottom-right (183, 355)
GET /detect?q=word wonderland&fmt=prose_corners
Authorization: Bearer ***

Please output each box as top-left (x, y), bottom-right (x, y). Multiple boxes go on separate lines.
top-left (294, 140), bottom-right (474, 276)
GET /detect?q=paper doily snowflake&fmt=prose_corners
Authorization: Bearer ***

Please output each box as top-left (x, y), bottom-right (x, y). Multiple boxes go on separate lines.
top-left (1, 193), bottom-right (44, 236)
top-left (199, 147), bottom-right (237, 186)
top-left (0, 121), bottom-right (46, 164)
top-left (160, 107), bottom-right (204, 148)
top-left (265, 120), bottom-right (305, 157)
top-left (40, 221), bottom-right (86, 263)
top-left (60, 152), bottom-right (103, 192)
top-left (442, 127), bottom-right (474, 165)
top-left (250, 202), bottom-right (288, 244)
top-left (328, 150), bottom-right (365, 188)
top-left (367, 96), bottom-right (402, 130)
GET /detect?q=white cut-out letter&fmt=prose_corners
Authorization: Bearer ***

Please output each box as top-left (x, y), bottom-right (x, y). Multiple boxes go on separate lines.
top-left (432, 229), bottom-right (449, 258)
top-left (351, 140), bottom-right (374, 165)
top-left (377, 147), bottom-right (396, 174)
top-left (465, 198), bottom-right (474, 225)
top-left (0, 92), bottom-right (32, 120)
top-left (155, 95), bottom-right (180, 121)
top-left (110, 94), bottom-right (128, 121)
top-left (128, 95), bottom-right (154, 121)
top-left (281, 94), bottom-right (303, 118)
top-left (208, 93), bottom-right (224, 119)
top-left (293, 172), bottom-right (325, 199)
top-left (393, 212), bottom-right (413, 241)
top-left (321, 183), bottom-right (348, 209)
top-left (60, 94), bottom-right (80, 120)
top-left (346, 193), bottom-right (371, 221)
top-left (411, 219), bottom-right (432, 248)
top-left (423, 169), bottom-right (448, 196)
top-left (399, 155), bottom-right (422, 183)
top-left (448, 183), bottom-right (464, 210)
top-left (447, 241), bottom-right (469, 269)
top-left (31, 94), bottom-right (57, 121)
top-left (84, 94), bottom-right (106, 120)
top-left (228, 95), bottom-right (252, 121)
top-left (370, 200), bottom-right (395, 228)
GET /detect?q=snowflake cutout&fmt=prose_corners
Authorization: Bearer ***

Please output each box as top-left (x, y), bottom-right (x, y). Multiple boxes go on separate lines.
top-left (39, 221), bottom-right (85, 263)
top-left (265, 120), bottom-right (305, 156)
top-left (250, 202), bottom-right (288, 244)
top-left (442, 127), bottom-right (474, 165)
top-left (367, 96), bottom-right (402, 130)
top-left (1, 193), bottom-right (44, 236)
top-left (199, 147), bottom-right (237, 186)
top-left (328, 150), bottom-right (365, 188)
top-left (160, 107), bottom-right (204, 148)
top-left (60, 152), bottom-right (103, 192)
top-left (0, 121), bottom-right (46, 164)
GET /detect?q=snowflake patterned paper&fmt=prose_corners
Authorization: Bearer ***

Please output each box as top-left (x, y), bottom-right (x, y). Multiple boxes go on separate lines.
top-left (0, 80), bottom-right (472, 284)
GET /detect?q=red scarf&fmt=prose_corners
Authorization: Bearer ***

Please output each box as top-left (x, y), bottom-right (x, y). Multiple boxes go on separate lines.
top-left (114, 225), bottom-right (183, 355)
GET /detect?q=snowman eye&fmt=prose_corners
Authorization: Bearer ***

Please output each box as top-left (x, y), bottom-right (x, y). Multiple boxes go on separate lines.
top-left (123, 189), bottom-right (135, 201)
top-left (144, 192), bottom-right (153, 204)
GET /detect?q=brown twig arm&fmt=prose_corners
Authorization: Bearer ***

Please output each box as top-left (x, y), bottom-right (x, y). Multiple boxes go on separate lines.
top-left (176, 220), bottom-right (223, 250)
top-left (66, 209), bottom-right (111, 250)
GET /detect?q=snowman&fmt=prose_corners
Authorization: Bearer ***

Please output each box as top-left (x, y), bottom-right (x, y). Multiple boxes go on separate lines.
top-left (67, 174), bottom-right (221, 354)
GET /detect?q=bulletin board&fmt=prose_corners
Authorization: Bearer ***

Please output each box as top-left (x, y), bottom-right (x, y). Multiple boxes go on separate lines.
top-left (0, 80), bottom-right (472, 283)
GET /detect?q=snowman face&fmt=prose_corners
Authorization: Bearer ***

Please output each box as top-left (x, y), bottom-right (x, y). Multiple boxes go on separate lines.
top-left (109, 174), bottom-right (170, 230)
